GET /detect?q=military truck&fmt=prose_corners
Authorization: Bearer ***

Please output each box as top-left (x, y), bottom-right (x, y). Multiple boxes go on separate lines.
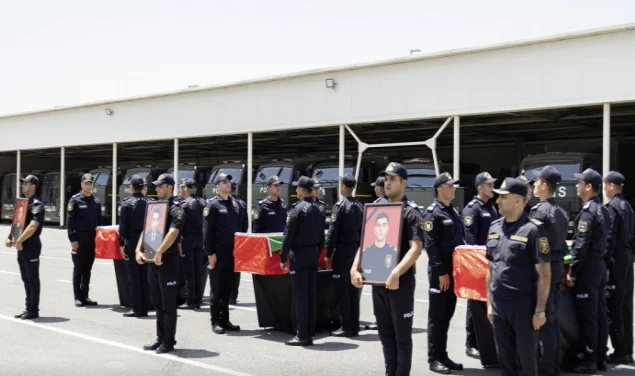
top-left (203, 163), bottom-right (250, 200)
top-left (251, 161), bottom-right (295, 212)
top-left (87, 167), bottom-right (123, 224)
top-left (400, 158), bottom-right (481, 210)
top-left (41, 171), bottom-right (83, 224)
top-left (166, 164), bottom-right (213, 195)
top-left (118, 166), bottom-right (164, 215)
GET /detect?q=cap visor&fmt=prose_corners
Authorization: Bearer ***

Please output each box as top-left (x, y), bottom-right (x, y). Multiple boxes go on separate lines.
top-left (493, 189), bottom-right (510, 195)
top-left (292, 181), bottom-right (299, 186)
top-left (151, 180), bottom-right (162, 186)
top-left (370, 183), bottom-right (376, 187)
top-left (379, 171), bottom-right (398, 177)
top-left (483, 178), bottom-right (497, 184)
top-left (445, 179), bottom-right (459, 185)
top-left (270, 181), bottom-right (283, 185)
top-left (574, 173), bottom-right (585, 180)
top-left (19, 178), bottom-right (26, 183)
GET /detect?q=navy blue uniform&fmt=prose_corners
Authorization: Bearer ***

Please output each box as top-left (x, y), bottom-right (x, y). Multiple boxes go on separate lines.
top-left (373, 196), bottom-right (423, 376)
top-left (14, 196), bottom-right (45, 314)
top-left (605, 194), bottom-right (634, 359)
top-left (280, 198), bottom-right (324, 341)
top-left (66, 192), bottom-right (101, 302)
top-left (423, 198), bottom-right (464, 364)
top-left (230, 195), bottom-right (248, 303)
top-left (529, 198), bottom-right (569, 375)
top-left (180, 194), bottom-right (207, 306)
top-left (253, 197), bottom-right (287, 233)
top-left (326, 197), bottom-right (363, 333)
top-left (148, 198), bottom-right (185, 347)
top-left (462, 196), bottom-right (499, 351)
top-left (569, 196), bottom-right (610, 366)
top-left (203, 195), bottom-right (243, 325)
top-left (119, 193), bottom-right (151, 314)
top-left (487, 214), bottom-right (550, 376)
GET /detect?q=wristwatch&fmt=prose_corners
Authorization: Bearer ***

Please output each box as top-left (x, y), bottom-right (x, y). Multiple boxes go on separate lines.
top-left (534, 311), bottom-right (546, 318)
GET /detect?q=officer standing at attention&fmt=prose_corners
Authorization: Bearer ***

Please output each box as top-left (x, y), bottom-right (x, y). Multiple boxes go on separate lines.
top-left (486, 178), bottom-right (551, 376)
top-left (602, 171), bottom-right (634, 365)
top-left (280, 176), bottom-right (324, 346)
top-left (371, 176), bottom-right (387, 202)
top-left (136, 174), bottom-right (185, 354)
top-left (230, 181), bottom-right (248, 305)
top-left (311, 178), bottom-right (327, 226)
top-left (566, 168), bottom-right (611, 373)
top-left (67, 173), bottom-right (102, 307)
top-left (351, 162), bottom-right (424, 376)
top-left (529, 166), bottom-right (569, 376)
top-left (423, 171), bottom-right (464, 374)
top-left (253, 175), bottom-right (287, 233)
top-left (180, 178), bottom-right (207, 310)
top-left (325, 174), bottom-right (363, 337)
top-left (177, 179), bottom-right (188, 202)
top-left (461, 171), bottom-right (498, 360)
top-left (203, 173), bottom-right (242, 334)
top-left (119, 175), bottom-right (151, 317)
top-left (5, 175), bottom-right (44, 319)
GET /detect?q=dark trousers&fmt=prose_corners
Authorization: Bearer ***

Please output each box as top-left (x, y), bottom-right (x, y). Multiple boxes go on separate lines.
top-left (18, 238), bottom-right (41, 313)
top-left (572, 258), bottom-right (606, 364)
top-left (539, 261), bottom-right (564, 376)
top-left (333, 253), bottom-right (360, 332)
top-left (71, 232), bottom-right (96, 300)
top-left (625, 259), bottom-right (634, 358)
top-left (149, 251), bottom-right (180, 346)
top-left (427, 268), bottom-right (457, 362)
top-left (465, 300), bottom-right (480, 349)
top-left (231, 272), bottom-right (241, 301)
top-left (606, 252), bottom-right (633, 356)
top-left (491, 295), bottom-right (538, 376)
top-left (372, 273), bottom-right (415, 376)
top-left (126, 244), bottom-right (150, 313)
top-left (181, 234), bottom-right (206, 305)
top-left (291, 262), bottom-right (318, 340)
top-left (209, 262), bottom-right (236, 324)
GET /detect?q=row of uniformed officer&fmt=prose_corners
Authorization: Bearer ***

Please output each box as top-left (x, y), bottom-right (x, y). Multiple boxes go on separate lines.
top-left (180, 178), bottom-right (208, 309)
top-left (5, 175), bottom-right (45, 320)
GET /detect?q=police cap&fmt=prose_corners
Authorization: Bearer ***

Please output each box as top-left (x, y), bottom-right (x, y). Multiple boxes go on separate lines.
top-left (532, 166), bottom-right (562, 185)
top-left (214, 173), bottom-right (232, 185)
top-left (292, 176), bottom-right (314, 189)
top-left (370, 176), bottom-right (385, 188)
top-left (517, 174), bottom-right (535, 184)
top-left (130, 174), bottom-right (146, 187)
top-left (266, 175), bottom-right (283, 186)
top-left (19, 175), bottom-right (40, 187)
top-left (81, 173), bottom-right (94, 183)
top-left (379, 162), bottom-right (408, 180)
top-left (474, 172), bottom-right (497, 187)
top-left (311, 178), bottom-right (322, 188)
top-left (338, 174), bottom-right (356, 188)
top-left (152, 173), bottom-right (176, 186)
top-left (434, 172), bottom-right (458, 188)
top-left (603, 171), bottom-right (626, 186)
top-left (574, 168), bottom-right (602, 186)
top-left (493, 178), bottom-right (527, 197)
top-left (183, 178), bottom-right (197, 188)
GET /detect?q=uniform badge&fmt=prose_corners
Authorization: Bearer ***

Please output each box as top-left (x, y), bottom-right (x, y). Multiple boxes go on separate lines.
top-left (423, 220), bottom-right (433, 232)
top-left (252, 210), bottom-right (260, 220)
top-left (67, 203), bottom-right (73, 211)
top-left (385, 254), bottom-right (392, 268)
top-left (232, 199), bottom-right (237, 208)
top-left (176, 209), bottom-right (184, 220)
top-left (84, 174), bottom-right (93, 180)
top-left (484, 172), bottom-right (492, 179)
top-left (31, 206), bottom-right (40, 215)
top-left (578, 220), bottom-right (588, 233)
top-left (203, 207), bottom-right (209, 217)
top-left (272, 175), bottom-right (279, 181)
top-left (386, 162), bottom-right (396, 171)
top-left (331, 213), bottom-right (337, 222)
top-left (445, 172), bottom-right (453, 180)
top-left (464, 216), bottom-right (472, 226)
top-left (539, 237), bottom-right (550, 254)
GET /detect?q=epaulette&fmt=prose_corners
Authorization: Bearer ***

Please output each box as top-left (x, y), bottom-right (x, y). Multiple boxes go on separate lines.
top-left (209, 196), bottom-right (219, 202)
top-left (72, 193), bottom-right (81, 198)
top-left (492, 217), bottom-right (504, 224)
top-left (335, 200), bottom-right (342, 206)
top-left (426, 202), bottom-right (437, 212)
top-left (32, 198), bottom-right (42, 204)
top-left (528, 217), bottom-right (543, 226)
top-left (582, 201), bottom-right (591, 210)
top-left (467, 199), bottom-right (476, 208)
top-left (94, 197), bottom-right (100, 204)
top-left (258, 199), bottom-right (266, 205)
top-left (407, 200), bottom-right (419, 209)
top-left (123, 196), bottom-right (132, 202)
top-left (531, 202), bottom-right (542, 210)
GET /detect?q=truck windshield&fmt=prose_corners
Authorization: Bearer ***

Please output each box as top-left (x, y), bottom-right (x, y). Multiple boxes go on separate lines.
top-left (254, 167), bottom-right (292, 183)
top-left (312, 167), bottom-right (353, 182)
top-left (523, 162), bottom-right (581, 181)
top-left (173, 170), bottom-right (195, 181)
top-left (123, 171), bottom-right (149, 184)
top-left (93, 173), bottom-right (110, 187)
top-left (208, 168), bottom-right (243, 184)
top-left (405, 168), bottom-right (436, 188)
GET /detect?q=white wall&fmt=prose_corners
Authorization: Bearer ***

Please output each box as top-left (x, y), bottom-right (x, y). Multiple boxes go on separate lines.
top-left (1, 28), bottom-right (634, 152)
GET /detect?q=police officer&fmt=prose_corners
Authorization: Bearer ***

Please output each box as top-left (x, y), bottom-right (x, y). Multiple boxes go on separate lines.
top-left (462, 171), bottom-right (498, 360)
top-left (371, 176), bottom-right (387, 202)
top-left (529, 166), bottom-right (569, 376)
top-left (177, 179), bottom-right (188, 202)
top-left (180, 178), bottom-right (207, 310)
top-left (280, 176), bottom-right (324, 346)
top-left (67, 173), bottom-right (102, 307)
top-left (137, 174), bottom-right (185, 354)
top-left (119, 175), bottom-right (151, 317)
top-left (325, 174), bottom-right (363, 337)
top-left (486, 178), bottom-right (551, 376)
top-left (424, 171), bottom-right (464, 374)
top-left (351, 162), bottom-right (424, 375)
top-left (5, 175), bottom-right (44, 319)
top-left (253, 175), bottom-right (287, 233)
top-left (518, 175), bottom-right (534, 215)
top-left (566, 168), bottom-right (611, 373)
top-left (602, 171), bottom-right (634, 364)
top-left (230, 181), bottom-right (248, 305)
top-left (203, 173), bottom-right (243, 334)
top-left (311, 178), bottom-right (326, 226)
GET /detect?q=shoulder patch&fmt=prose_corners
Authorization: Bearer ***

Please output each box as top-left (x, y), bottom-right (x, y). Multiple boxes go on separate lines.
top-left (175, 208), bottom-right (184, 220)
top-left (463, 216), bottom-right (473, 226)
top-left (203, 207), bottom-right (210, 217)
top-left (31, 205), bottom-right (41, 215)
top-left (578, 220), bottom-right (588, 233)
top-left (252, 209), bottom-right (260, 220)
top-left (423, 220), bottom-right (433, 232)
top-left (488, 233), bottom-right (500, 240)
top-left (539, 237), bottom-right (550, 254)
top-left (67, 202), bottom-right (74, 211)
top-left (528, 217), bottom-right (543, 226)
top-left (331, 213), bottom-right (337, 222)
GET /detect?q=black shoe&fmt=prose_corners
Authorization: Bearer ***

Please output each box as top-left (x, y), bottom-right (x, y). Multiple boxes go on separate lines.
top-left (143, 340), bottom-right (162, 351)
top-left (212, 324), bottom-right (225, 334)
top-left (156, 344), bottom-right (174, 354)
top-left (607, 353), bottom-right (629, 364)
top-left (194, 304), bottom-right (201, 310)
top-left (597, 360), bottom-right (608, 371)
top-left (429, 360), bottom-right (451, 374)
top-left (330, 328), bottom-right (356, 337)
top-left (285, 336), bottom-right (312, 346)
top-left (441, 357), bottom-right (463, 371)
top-left (14, 311), bottom-right (27, 319)
top-left (628, 355), bottom-right (634, 364)
top-left (222, 321), bottom-right (240, 331)
top-left (366, 322), bottom-right (378, 330)
top-left (123, 311), bottom-right (148, 318)
top-left (570, 362), bottom-right (597, 374)
top-left (21, 312), bottom-right (39, 320)
top-left (466, 347), bottom-right (480, 359)
top-left (82, 298), bottom-right (98, 306)
top-left (74, 299), bottom-right (85, 307)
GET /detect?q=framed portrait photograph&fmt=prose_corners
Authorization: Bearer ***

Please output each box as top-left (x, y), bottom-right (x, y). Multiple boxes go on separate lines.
top-left (11, 198), bottom-right (29, 243)
top-left (142, 201), bottom-right (168, 263)
top-left (359, 202), bottom-right (405, 285)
